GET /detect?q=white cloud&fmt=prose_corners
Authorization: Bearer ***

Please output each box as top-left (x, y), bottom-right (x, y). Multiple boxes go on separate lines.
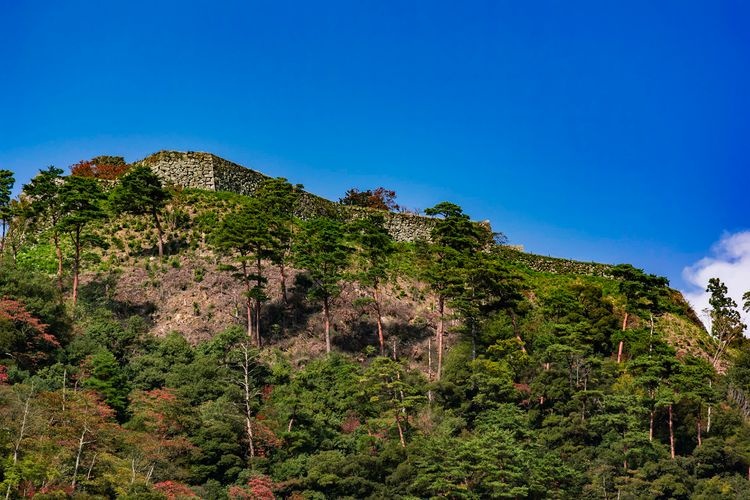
top-left (682, 231), bottom-right (750, 330)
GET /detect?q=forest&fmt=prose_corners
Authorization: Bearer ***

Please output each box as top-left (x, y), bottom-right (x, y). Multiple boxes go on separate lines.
top-left (1, 157), bottom-right (750, 499)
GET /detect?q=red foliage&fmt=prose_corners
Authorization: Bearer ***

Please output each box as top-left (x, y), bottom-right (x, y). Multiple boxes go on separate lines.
top-left (261, 384), bottom-right (274, 401)
top-left (70, 159), bottom-right (131, 179)
top-left (0, 365), bottom-right (7, 384)
top-left (340, 187), bottom-right (400, 211)
top-left (24, 481), bottom-right (73, 497)
top-left (0, 298), bottom-right (52, 341)
top-left (341, 413), bottom-right (361, 434)
top-left (251, 418), bottom-right (281, 457)
top-left (0, 297), bottom-right (59, 366)
top-left (513, 383), bottom-right (531, 394)
top-left (130, 388), bottom-right (184, 435)
top-left (153, 480), bottom-right (199, 499)
top-left (228, 475), bottom-right (276, 500)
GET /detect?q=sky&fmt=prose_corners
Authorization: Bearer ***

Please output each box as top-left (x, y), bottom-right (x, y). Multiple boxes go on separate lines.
top-left (1, 0), bottom-right (749, 310)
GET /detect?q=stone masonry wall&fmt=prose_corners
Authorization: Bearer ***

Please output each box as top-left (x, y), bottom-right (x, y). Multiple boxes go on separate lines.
top-left (141, 151), bottom-right (218, 191)
top-left (140, 150), bottom-right (462, 243)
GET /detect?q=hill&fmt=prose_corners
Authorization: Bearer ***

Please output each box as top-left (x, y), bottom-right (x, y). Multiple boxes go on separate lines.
top-left (0, 156), bottom-right (749, 498)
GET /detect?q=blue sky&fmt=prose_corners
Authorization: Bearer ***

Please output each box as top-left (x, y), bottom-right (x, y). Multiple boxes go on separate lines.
top-left (1, 0), bottom-right (749, 292)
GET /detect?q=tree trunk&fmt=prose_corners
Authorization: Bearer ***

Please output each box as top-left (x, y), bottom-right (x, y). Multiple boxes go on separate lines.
top-left (241, 344), bottom-right (256, 458)
top-left (649, 409), bottom-right (654, 442)
top-left (697, 415), bottom-right (702, 447)
top-left (54, 232), bottom-right (63, 291)
top-left (323, 296), bottom-right (331, 354)
top-left (279, 262), bottom-right (289, 306)
top-left (374, 287), bottom-right (385, 356)
top-left (71, 427), bottom-right (88, 490)
top-left (437, 295), bottom-right (444, 380)
top-left (427, 337), bottom-right (432, 381)
top-left (152, 210), bottom-right (164, 259)
top-left (241, 261), bottom-right (254, 342)
top-left (255, 257), bottom-right (263, 348)
top-left (649, 313), bottom-right (654, 353)
top-left (617, 312), bottom-right (628, 363)
top-left (85, 453), bottom-right (97, 481)
top-left (396, 415), bottom-right (406, 448)
top-left (668, 404), bottom-right (675, 459)
top-left (6, 384), bottom-right (33, 499)
top-left (511, 312), bottom-right (527, 354)
top-left (72, 228), bottom-right (81, 307)
top-left (707, 405), bottom-right (712, 433)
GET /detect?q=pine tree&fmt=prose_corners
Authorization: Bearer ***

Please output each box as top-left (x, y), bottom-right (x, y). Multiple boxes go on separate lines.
top-left (706, 278), bottom-right (746, 369)
top-left (423, 202), bottom-right (488, 379)
top-left (0, 169), bottom-right (15, 255)
top-left (293, 217), bottom-right (352, 353)
top-left (23, 167), bottom-right (66, 288)
top-left (349, 213), bottom-right (394, 355)
top-left (109, 165), bottom-right (170, 258)
top-left (56, 175), bottom-right (107, 306)
top-left (213, 199), bottom-right (274, 346)
top-left (255, 177), bottom-right (302, 307)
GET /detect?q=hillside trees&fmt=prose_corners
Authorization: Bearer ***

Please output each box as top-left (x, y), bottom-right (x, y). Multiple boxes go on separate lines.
top-left (610, 264), bottom-right (669, 363)
top-left (422, 202), bottom-right (490, 380)
top-left (294, 217), bottom-right (352, 354)
top-left (57, 176), bottom-right (107, 306)
top-left (349, 214), bottom-right (395, 355)
top-left (706, 278), bottom-right (746, 368)
top-left (255, 177), bottom-right (302, 306)
top-left (22, 167), bottom-right (65, 288)
top-left (213, 200), bottom-right (274, 346)
top-left (0, 169), bottom-right (14, 255)
top-left (110, 165), bottom-right (170, 259)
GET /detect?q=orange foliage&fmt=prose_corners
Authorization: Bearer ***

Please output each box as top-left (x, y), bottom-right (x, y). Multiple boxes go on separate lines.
top-left (70, 159), bottom-right (131, 179)
top-left (228, 475), bottom-right (276, 499)
top-left (154, 480), bottom-right (199, 499)
top-left (0, 297), bottom-right (59, 366)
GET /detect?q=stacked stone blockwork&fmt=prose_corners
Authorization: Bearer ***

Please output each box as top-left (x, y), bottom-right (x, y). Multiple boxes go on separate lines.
top-left (140, 150), bottom-right (447, 242)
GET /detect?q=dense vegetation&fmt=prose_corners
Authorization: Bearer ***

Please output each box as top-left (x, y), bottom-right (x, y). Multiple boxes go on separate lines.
top-left (0, 161), bottom-right (749, 499)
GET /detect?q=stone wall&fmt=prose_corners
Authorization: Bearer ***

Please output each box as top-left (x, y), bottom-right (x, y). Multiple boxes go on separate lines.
top-left (141, 151), bottom-right (219, 191)
top-left (139, 150), bottom-right (444, 242)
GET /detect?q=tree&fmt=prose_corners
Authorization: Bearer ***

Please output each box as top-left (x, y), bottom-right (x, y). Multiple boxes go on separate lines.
top-left (452, 251), bottom-right (525, 359)
top-left (83, 349), bottom-right (130, 418)
top-left (110, 165), bottom-right (170, 258)
top-left (422, 202), bottom-right (489, 380)
top-left (255, 177), bottom-right (302, 306)
top-left (293, 217), bottom-right (352, 353)
top-left (22, 167), bottom-right (65, 288)
top-left (213, 199), bottom-right (274, 346)
top-left (340, 187), bottom-right (400, 211)
top-left (0, 169), bottom-right (15, 255)
top-left (610, 264), bottom-right (669, 363)
top-left (706, 278), bottom-right (746, 369)
top-left (360, 357), bottom-right (424, 447)
top-left (56, 175), bottom-right (107, 306)
top-left (70, 156), bottom-right (130, 180)
top-left (349, 214), bottom-right (395, 355)
top-left (0, 297), bottom-right (60, 370)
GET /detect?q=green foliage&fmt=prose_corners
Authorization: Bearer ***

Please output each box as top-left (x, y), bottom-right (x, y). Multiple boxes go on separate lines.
top-left (110, 165), bottom-right (170, 257)
top-left (83, 348), bottom-right (130, 417)
top-left (0, 169), bottom-right (15, 241)
top-left (4, 165), bottom-right (750, 498)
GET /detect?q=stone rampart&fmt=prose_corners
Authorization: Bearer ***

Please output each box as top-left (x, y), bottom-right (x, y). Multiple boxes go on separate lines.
top-left (140, 150), bottom-right (441, 242)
